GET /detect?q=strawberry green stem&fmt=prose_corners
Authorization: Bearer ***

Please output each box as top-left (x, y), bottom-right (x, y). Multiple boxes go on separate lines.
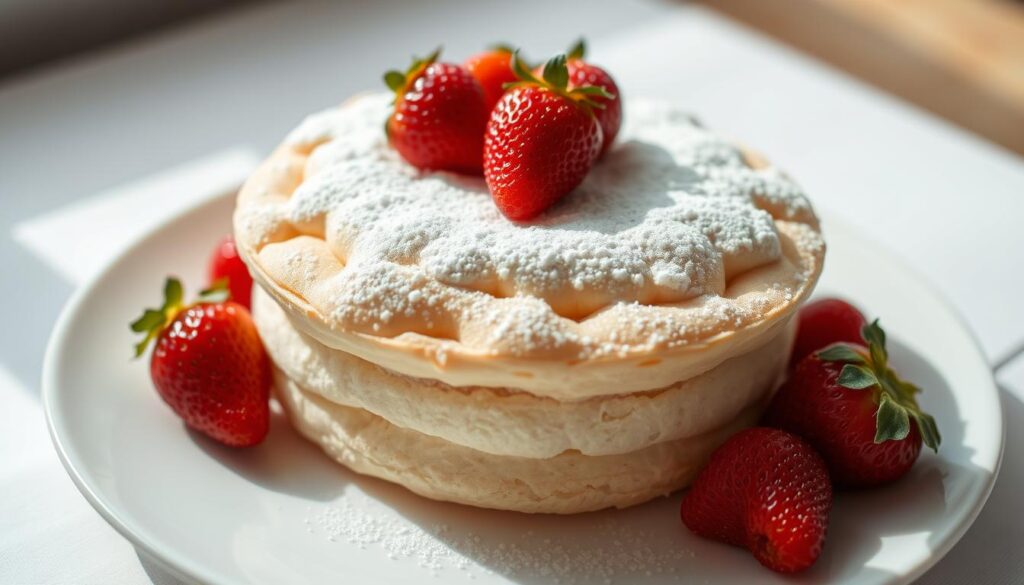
top-left (504, 51), bottom-right (615, 112)
top-left (816, 319), bottom-right (941, 452)
top-left (130, 277), bottom-right (229, 358)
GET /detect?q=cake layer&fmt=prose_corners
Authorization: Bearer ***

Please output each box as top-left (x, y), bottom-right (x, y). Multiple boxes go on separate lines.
top-left (234, 94), bottom-right (824, 398)
top-left (255, 286), bottom-right (794, 458)
top-left (274, 367), bottom-right (764, 514)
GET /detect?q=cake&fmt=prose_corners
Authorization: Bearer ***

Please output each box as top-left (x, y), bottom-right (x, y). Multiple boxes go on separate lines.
top-left (233, 92), bottom-right (824, 514)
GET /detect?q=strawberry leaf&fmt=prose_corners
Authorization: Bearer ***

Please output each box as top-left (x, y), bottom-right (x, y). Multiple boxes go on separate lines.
top-left (572, 85), bottom-right (615, 99)
top-left (511, 50), bottom-right (541, 85)
top-left (864, 317), bottom-right (888, 364)
top-left (488, 43), bottom-right (516, 54)
top-left (508, 49), bottom-right (613, 113)
top-left (130, 309), bottom-right (164, 333)
top-left (130, 277), bottom-right (187, 359)
top-left (199, 277), bottom-right (231, 303)
top-left (163, 277), bottom-right (183, 311)
top-left (875, 394), bottom-right (911, 443)
top-left (837, 364), bottom-right (878, 389)
top-left (541, 54), bottom-right (569, 91)
top-left (415, 46), bottom-right (442, 72)
top-left (383, 47), bottom-right (442, 99)
top-left (816, 344), bottom-right (866, 364)
top-left (823, 316), bottom-right (941, 451)
top-left (910, 410), bottom-right (942, 452)
top-left (133, 334), bottom-right (157, 359)
top-left (887, 372), bottom-right (922, 400)
top-left (383, 71), bottom-right (406, 93)
top-left (567, 38), bottom-right (587, 61)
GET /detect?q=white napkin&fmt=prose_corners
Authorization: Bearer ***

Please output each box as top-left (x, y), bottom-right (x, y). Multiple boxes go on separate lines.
top-left (13, 148), bottom-right (259, 285)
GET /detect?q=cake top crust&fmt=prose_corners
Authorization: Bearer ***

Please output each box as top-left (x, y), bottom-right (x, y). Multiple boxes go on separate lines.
top-left (234, 93), bottom-right (823, 395)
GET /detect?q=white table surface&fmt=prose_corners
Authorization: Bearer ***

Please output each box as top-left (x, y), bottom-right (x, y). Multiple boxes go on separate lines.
top-left (1, 1), bottom-right (1022, 583)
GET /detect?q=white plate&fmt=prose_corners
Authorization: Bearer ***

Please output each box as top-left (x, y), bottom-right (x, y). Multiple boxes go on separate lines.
top-left (44, 193), bottom-right (1003, 585)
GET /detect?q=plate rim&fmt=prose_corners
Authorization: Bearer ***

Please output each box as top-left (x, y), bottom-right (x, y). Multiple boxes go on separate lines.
top-left (42, 193), bottom-right (233, 585)
top-left (42, 196), bottom-right (1005, 585)
top-left (820, 218), bottom-right (1006, 584)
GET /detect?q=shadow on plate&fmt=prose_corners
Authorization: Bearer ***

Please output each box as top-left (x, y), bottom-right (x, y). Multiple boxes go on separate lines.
top-left (184, 337), bottom-right (994, 584)
top-left (340, 338), bottom-right (985, 584)
top-left (188, 402), bottom-right (349, 503)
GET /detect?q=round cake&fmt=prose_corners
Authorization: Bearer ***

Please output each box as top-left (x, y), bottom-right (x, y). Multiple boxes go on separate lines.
top-left (233, 92), bottom-right (824, 514)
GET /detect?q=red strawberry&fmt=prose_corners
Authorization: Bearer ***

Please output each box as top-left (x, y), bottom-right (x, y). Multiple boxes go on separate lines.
top-left (207, 235), bottom-right (253, 310)
top-left (131, 278), bottom-right (270, 447)
top-left (681, 427), bottom-right (832, 573)
top-left (791, 298), bottom-right (866, 365)
top-left (384, 49), bottom-right (490, 175)
top-left (566, 39), bottom-right (621, 156)
top-left (765, 320), bottom-right (941, 488)
top-left (483, 53), bottom-right (610, 220)
top-left (464, 45), bottom-right (518, 111)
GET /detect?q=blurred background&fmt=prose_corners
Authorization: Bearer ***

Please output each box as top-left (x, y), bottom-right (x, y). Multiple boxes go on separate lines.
top-left (3, 0), bottom-right (1022, 153)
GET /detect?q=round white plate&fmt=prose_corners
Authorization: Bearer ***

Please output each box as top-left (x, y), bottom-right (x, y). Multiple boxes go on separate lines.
top-left (44, 194), bottom-right (1003, 585)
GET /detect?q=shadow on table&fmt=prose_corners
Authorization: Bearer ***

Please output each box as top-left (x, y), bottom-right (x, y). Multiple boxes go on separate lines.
top-left (137, 549), bottom-right (191, 585)
top-left (911, 382), bottom-right (1018, 584)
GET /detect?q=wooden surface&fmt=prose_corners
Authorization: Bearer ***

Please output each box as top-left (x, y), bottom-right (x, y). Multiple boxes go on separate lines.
top-left (699, 0), bottom-right (1024, 155)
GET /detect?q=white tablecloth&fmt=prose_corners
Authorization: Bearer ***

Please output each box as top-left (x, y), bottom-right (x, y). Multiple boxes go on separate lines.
top-left (1, 2), bottom-right (1022, 583)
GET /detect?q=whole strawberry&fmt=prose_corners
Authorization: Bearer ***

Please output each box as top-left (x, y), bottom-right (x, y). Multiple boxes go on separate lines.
top-left (765, 320), bottom-right (941, 487)
top-left (566, 39), bottom-right (621, 156)
top-left (790, 298), bottom-right (866, 365)
top-left (464, 45), bottom-right (518, 111)
top-left (681, 427), bottom-right (832, 573)
top-left (207, 235), bottom-right (253, 310)
top-left (131, 278), bottom-right (270, 447)
top-left (484, 52), bottom-right (611, 220)
top-left (384, 49), bottom-right (490, 175)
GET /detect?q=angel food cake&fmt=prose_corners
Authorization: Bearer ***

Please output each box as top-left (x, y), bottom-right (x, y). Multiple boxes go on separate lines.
top-left (232, 89), bottom-right (824, 513)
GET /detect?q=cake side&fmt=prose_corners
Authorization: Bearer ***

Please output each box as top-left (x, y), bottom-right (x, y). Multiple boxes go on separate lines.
top-left (254, 286), bottom-right (795, 458)
top-left (274, 367), bottom-right (766, 515)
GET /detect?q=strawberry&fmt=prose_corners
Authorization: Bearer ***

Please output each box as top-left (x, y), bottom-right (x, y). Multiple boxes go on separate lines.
top-left (765, 320), bottom-right (941, 488)
top-left (207, 235), bottom-right (253, 310)
top-left (681, 427), bottom-right (832, 573)
top-left (131, 278), bottom-right (270, 447)
top-left (483, 53), bottom-right (611, 220)
top-left (565, 39), bottom-right (622, 156)
top-left (384, 49), bottom-right (490, 175)
top-left (790, 298), bottom-right (867, 365)
top-left (463, 45), bottom-right (519, 111)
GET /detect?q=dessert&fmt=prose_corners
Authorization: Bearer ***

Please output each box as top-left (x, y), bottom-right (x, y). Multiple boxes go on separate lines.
top-left (232, 78), bottom-right (824, 512)
top-left (120, 43), bottom-right (947, 576)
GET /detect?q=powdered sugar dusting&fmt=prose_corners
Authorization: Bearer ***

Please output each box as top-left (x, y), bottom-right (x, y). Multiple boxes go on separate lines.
top-left (251, 93), bottom-right (823, 367)
top-left (285, 93), bottom-right (813, 327)
top-left (307, 491), bottom-right (699, 583)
